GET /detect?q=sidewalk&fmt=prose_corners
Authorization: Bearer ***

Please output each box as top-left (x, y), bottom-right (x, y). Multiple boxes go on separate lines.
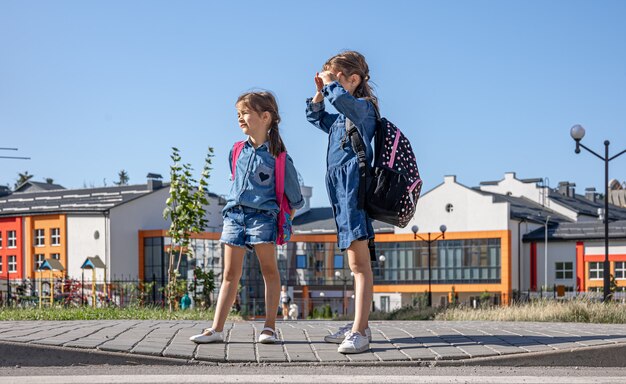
top-left (1, 320), bottom-right (626, 365)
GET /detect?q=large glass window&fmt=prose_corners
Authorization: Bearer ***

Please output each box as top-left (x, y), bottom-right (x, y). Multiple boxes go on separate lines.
top-left (8, 255), bottom-right (17, 273)
top-left (615, 262), bottom-right (626, 280)
top-left (7, 231), bottom-right (16, 248)
top-left (51, 253), bottom-right (60, 260)
top-left (34, 229), bottom-right (45, 246)
top-left (589, 262), bottom-right (603, 280)
top-left (376, 238), bottom-right (501, 284)
top-left (51, 228), bottom-right (61, 246)
top-left (555, 262), bottom-right (573, 279)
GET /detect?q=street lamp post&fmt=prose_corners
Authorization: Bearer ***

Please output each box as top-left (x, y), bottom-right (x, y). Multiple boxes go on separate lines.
top-left (571, 124), bottom-right (626, 302)
top-left (544, 215), bottom-right (551, 293)
top-left (334, 270), bottom-right (353, 316)
top-left (411, 224), bottom-right (447, 307)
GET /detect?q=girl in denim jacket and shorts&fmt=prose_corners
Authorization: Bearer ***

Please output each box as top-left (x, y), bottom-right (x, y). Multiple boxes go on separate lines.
top-left (191, 91), bottom-right (303, 345)
top-left (306, 51), bottom-right (377, 354)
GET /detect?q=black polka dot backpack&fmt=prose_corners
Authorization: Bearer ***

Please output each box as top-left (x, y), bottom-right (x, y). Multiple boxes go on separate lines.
top-left (347, 104), bottom-right (422, 228)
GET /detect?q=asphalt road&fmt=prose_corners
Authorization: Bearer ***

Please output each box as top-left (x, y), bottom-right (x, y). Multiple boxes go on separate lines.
top-left (1, 366), bottom-right (626, 383)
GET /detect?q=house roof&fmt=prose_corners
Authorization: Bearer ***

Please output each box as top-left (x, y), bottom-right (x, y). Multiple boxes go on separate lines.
top-left (292, 207), bottom-right (394, 235)
top-left (14, 181), bottom-right (66, 193)
top-left (523, 220), bottom-right (626, 242)
top-left (473, 189), bottom-right (571, 224)
top-left (0, 183), bottom-right (169, 216)
top-left (548, 190), bottom-right (626, 220)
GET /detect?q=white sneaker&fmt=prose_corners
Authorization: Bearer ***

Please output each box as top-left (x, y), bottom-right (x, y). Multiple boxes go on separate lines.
top-left (258, 327), bottom-right (278, 344)
top-left (338, 331), bottom-right (370, 354)
top-left (189, 328), bottom-right (223, 344)
top-left (324, 323), bottom-right (372, 344)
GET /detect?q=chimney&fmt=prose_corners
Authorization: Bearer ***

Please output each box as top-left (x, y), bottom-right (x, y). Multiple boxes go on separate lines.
top-left (585, 187), bottom-right (597, 203)
top-left (558, 182), bottom-right (569, 196)
top-left (568, 183), bottom-right (576, 198)
top-left (146, 173), bottom-right (163, 191)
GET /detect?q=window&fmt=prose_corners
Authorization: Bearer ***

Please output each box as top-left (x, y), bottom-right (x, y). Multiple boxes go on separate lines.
top-left (8, 255), bottom-right (17, 273)
top-left (615, 262), bottom-right (626, 280)
top-left (555, 262), bottom-right (574, 279)
top-left (34, 254), bottom-right (45, 270)
top-left (0, 256), bottom-right (2, 273)
top-left (0, 231), bottom-right (2, 248)
top-left (51, 228), bottom-right (61, 246)
top-left (34, 229), bottom-right (45, 246)
top-left (296, 254), bottom-right (307, 269)
top-left (333, 254), bottom-right (344, 269)
top-left (51, 253), bottom-right (60, 260)
top-left (380, 296), bottom-right (390, 312)
top-left (589, 262), bottom-right (603, 280)
top-left (7, 231), bottom-right (16, 248)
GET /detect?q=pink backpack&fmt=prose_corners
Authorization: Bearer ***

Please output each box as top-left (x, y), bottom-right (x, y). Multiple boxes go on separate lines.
top-left (231, 141), bottom-right (292, 245)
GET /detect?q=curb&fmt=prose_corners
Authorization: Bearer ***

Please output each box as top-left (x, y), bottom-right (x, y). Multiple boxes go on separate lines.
top-left (2, 340), bottom-right (625, 368)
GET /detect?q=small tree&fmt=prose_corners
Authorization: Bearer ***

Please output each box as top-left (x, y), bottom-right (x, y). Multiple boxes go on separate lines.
top-left (192, 267), bottom-right (215, 309)
top-left (163, 147), bottom-right (213, 312)
top-left (114, 170), bottom-right (130, 186)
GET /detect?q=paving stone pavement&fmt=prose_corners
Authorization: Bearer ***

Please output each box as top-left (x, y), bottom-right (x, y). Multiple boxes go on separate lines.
top-left (1, 320), bottom-right (626, 364)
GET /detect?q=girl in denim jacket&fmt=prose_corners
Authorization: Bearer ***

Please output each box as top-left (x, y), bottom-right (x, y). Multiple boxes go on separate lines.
top-left (306, 51), bottom-right (377, 354)
top-left (191, 91), bottom-right (304, 345)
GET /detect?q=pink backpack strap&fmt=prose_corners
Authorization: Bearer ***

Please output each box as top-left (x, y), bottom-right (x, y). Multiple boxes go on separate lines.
top-left (275, 152), bottom-right (286, 206)
top-left (275, 151), bottom-right (292, 245)
top-left (230, 141), bottom-right (246, 180)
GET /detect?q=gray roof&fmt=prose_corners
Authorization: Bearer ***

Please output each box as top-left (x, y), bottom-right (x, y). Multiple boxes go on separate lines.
top-left (0, 183), bottom-right (168, 216)
top-left (524, 220), bottom-right (626, 242)
top-left (14, 181), bottom-right (66, 193)
top-left (549, 190), bottom-right (626, 220)
top-left (473, 189), bottom-right (571, 224)
top-left (293, 207), bottom-right (394, 235)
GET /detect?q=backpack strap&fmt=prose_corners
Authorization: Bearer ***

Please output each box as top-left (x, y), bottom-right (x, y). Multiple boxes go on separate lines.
top-left (230, 141), bottom-right (246, 180)
top-left (275, 151), bottom-right (286, 208)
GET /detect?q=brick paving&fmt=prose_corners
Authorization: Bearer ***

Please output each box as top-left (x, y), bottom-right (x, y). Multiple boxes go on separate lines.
top-left (1, 320), bottom-right (626, 363)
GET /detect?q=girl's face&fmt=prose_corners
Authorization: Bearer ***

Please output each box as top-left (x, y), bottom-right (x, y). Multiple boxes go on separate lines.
top-left (326, 66), bottom-right (361, 95)
top-left (236, 104), bottom-right (271, 137)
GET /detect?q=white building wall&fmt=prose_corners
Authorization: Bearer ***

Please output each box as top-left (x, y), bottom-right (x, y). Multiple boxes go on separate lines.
top-left (373, 292), bottom-right (403, 312)
top-left (480, 172), bottom-right (548, 205)
top-left (66, 215), bottom-right (107, 279)
top-left (398, 175), bottom-right (510, 234)
top-left (586, 242), bottom-right (626, 255)
top-left (533, 241), bottom-right (577, 290)
top-left (108, 189), bottom-right (225, 280)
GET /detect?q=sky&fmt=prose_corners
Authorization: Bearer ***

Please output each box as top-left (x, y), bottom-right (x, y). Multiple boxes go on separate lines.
top-left (2, 1), bottom-right (626, 207)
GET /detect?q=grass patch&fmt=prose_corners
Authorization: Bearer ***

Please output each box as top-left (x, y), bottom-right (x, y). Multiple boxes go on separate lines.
top-left (436, 299), bottom-right (626, 323)
top-left (0, 306), bottom-right (241, 321)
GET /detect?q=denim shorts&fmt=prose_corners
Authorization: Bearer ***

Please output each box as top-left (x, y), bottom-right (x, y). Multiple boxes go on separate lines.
top-left (220, 205), bottom-right (277, 248)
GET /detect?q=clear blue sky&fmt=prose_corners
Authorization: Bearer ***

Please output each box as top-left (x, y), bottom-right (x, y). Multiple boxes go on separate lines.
top-left (2, 1), bottom-right (626, 207)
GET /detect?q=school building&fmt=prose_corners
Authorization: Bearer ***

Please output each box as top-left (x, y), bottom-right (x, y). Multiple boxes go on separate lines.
top-left (2, 172), bottom-right (626, 314)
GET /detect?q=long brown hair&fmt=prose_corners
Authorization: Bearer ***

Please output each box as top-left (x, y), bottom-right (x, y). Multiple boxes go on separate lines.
top-left (236, 91), bottom-right (286, 158)
top-left (323, 50), bottom-right (377, 107)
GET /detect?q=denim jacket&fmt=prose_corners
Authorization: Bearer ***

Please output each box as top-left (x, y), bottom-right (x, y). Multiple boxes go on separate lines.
top-left (223, 140), bottom-right (304, 215)
top-left (305, 81), bottom-right (377, 168)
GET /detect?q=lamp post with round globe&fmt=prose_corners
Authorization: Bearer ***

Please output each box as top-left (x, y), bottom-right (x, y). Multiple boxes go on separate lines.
top-left (570, 124), bottom-right (626, 302)
top-left (411, 224), bottom-right (447, 307)
top-left (335, 270), bottom-right (353, 316)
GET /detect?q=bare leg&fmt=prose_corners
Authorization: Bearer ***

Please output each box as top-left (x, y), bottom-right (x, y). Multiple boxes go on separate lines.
top-left (347, 239), bottom-right (373, 335)
top-left (255, 243), bottom-right (280, 335)
top-left (207, 244), bottom-right (245, 334)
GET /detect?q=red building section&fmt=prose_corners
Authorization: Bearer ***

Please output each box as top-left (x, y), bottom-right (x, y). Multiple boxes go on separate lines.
top-left (0, 217), bottom-right (24, 280)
